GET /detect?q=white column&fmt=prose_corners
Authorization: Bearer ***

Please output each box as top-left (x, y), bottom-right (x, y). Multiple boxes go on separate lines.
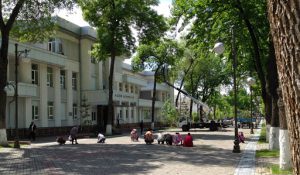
top-left (25, 97), bottom-right (32, 127)
top-left (54, 67), bottom-right (61, 127)
top-left (98, 62), bottom-right (103, 90)
top-left (39, 64), bottom-right (48, 127)
top-left (66, 70), bottom-right (73, 126)
top-left (128, 106), bottom-right (131, 123)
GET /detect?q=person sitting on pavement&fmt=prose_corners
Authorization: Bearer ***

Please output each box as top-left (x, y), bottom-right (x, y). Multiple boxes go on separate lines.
top-left (173, 132), bottom-right (183, 146)
top-left (56, 136), bottom-right (66, 145)
top-left (130, 128), bottom-right (139, 142)
top-left (157, 133), bottom-right (166, 144)
top-left (183, 133), bottom-right (193, 147)
top-left (144, 128), bottom-right (154, 144)
top-left (97, 132), bottom-right (106, 143)
top-left (238, 131), bottom-right (245, 143)
top-left (164, 133), bottom-right (173, 145)
top-left (70, 126), bottom-right (79, 145)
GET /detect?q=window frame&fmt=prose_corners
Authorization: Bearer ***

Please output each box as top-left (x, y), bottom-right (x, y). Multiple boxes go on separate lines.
top-left (31, 64), bottom-right (39, 85)
top-left (48, 102), bottom-right (54, 120)
top-left (60, 70), bottom-right (66, 89)
top-left (32, 105), bottom-right (39, 120)
top-left (72, 73), bottom-right (77, 90)
top-left (47, 67), bottom-right (53, 87)
top-left (73, 104), bottom-right (78, 119)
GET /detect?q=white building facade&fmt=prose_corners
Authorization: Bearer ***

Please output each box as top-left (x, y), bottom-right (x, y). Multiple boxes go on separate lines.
top-left (5, 17), bottom-right (173, 136)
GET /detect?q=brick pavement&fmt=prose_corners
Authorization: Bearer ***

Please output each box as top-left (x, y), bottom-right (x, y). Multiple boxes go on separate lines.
top-left (0, 127), bottom-right (259, 175)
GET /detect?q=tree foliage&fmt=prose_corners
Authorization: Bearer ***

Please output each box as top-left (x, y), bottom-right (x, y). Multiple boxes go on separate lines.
top-left (78, 0), bottom-right (167, 133)
top-left (132, 39), bottom-right (183, 127)
top-left (161, 99), bottom-right (178, 127)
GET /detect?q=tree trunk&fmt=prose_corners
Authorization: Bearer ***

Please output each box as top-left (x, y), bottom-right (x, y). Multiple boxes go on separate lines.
top-left (278, 87), bottom-right (291, 170)
top-left (266, 40), bottom-right (280, 150)
top-left (268, 1), bottom-right (300, 173)
top-left (0, 31), bottom-right (9, 146)
top-left (151, 68), bottom-right (159, 130)
top-left (189, 98), bottom-right (193, 120)
top-left (235, 0), bottom-right (272, 135)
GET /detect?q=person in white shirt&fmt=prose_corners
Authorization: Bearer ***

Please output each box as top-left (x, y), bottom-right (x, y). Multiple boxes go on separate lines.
top-left (97, 133), bottom-right (106, 143)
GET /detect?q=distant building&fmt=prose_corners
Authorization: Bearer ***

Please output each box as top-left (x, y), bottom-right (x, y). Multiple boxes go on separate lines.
top-left (5, 17), bottom-right (173, 136)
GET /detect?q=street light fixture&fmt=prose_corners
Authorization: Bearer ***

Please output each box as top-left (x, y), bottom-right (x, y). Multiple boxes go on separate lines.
top-left (247, 77), bottom-right (255, 134)
top-left (13, 43), bottom-right (30, 148)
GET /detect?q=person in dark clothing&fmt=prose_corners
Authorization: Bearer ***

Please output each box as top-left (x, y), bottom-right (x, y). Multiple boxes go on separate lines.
top-left (29, 121), bottom-right (37, 141)
top-left (140, 120), bottom-right (144, 135)
top-left (70, 126), bottom-right (79, 144)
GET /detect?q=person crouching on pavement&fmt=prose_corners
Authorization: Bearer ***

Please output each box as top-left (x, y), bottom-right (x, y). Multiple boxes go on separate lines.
top-left (97, 133), bottom-right (106, 143)
top-left (144, 128), bottom-right (154, 144)
top-left (130, 128), bottom-right (139, 141)
top-left (56, 136), bottom-right (66, 145)
top-left (183, 133), bottom-right (193, 147)
top-left (173, 132), bottom-right (183, 146)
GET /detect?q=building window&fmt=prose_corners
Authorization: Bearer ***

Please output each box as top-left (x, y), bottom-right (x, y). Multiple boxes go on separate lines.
top-left (125, 84), bottom-right (128, 92)
top-left (131, 109), bottom-right (134, 118)
top-left (48, 38), bottom-right (63, 54)
top-left (119, 83), bottom-right (123, 91)
top-left (126, 109), bottom-right (129, 119)
top-left (47, 67), bottom-right (53, 87)
top-left (72, 73), bottom-right (77, 90)
top-left (120, 109), bottom-right (123, 119)
top-left (31, 64), bottom-right (38, 85)
top-left (48, 102), bottom-right (54, 120)
top-left (60, 70), bottom-right (66, 89)
top-left (130, 85), bottom-right (134, 93)
top-left (73, 104), bottom-right (78, 119)
top-left (92, 112), bottom-right (96, 121)
top-left (32, 105), bottom-right (39, 120)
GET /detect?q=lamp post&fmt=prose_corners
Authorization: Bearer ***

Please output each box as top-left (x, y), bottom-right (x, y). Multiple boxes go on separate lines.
top-left (14, 43), bottom-right (30, 148)
top-left (247, 77), bottom-right (255, 134)
top-left (213, 26), bottom-right (240, 153)
top-left (231, 27), bottom-right (240, 153)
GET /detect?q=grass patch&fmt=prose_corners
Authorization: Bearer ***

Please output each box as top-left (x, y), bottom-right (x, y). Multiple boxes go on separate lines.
top-left (270, 164), bottom-right (293, 175)
top-left (258, 124), bottom-right (267, 144)
top-left (256, 149), bottom-right (279, 158)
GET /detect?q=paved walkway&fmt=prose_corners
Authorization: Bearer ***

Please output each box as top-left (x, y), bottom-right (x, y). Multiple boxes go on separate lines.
top-left (235, 128), bottom-right (261, 175)
top-left (0, 127), bottom-right (259, 175)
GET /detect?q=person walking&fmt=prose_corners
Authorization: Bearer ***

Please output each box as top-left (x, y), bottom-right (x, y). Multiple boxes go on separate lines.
top-left (28, 121), bottom-right (37, 141)
top-left (140, 120), bottom-right (144, 135)
top-left (70, 126), bottom-right (79, 144)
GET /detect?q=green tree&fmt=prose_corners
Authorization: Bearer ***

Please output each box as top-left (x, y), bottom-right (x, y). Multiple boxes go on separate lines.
top-left (161, 99), bottom-right (178, 127)
top-left (170, 0), bottom-right (273, 125)
top-left (0, 0), bottom-right (74, 146)
top-left (132, 39), bottom-right (183, 129)
top-left (78, 0), bottom-right (167, 134)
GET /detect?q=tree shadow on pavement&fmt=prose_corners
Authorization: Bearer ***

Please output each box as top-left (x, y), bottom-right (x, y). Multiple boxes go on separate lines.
top-left (0, 141), bottom-right (242, 175)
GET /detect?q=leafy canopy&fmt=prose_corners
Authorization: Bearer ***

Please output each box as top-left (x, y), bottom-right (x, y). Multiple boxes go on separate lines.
top-left (2, 0), bottom-right (74, 42)
top-left (132, 38), bottom-right (183, 73)
top-left (78, 0), bottom-right (168, 61)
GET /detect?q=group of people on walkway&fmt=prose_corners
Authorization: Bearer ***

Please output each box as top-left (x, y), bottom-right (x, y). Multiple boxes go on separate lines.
top-left (130, 127), bottom-right (194, 147)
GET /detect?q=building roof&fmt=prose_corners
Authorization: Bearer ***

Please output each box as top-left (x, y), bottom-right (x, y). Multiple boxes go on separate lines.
top-left (55, 16), bottom-right (96, 39)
